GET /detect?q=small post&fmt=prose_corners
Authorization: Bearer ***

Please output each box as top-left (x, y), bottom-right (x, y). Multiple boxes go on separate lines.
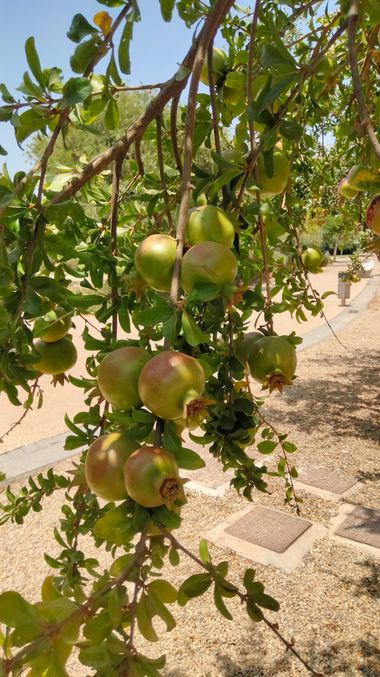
top-left (337, 271), bottom-right (351, 306)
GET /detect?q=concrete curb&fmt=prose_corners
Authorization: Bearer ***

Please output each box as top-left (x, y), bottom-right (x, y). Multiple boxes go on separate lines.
top-left (297, 273), bottom-right (379, 353)
top-left (1, 272), bottom-right (379, 486)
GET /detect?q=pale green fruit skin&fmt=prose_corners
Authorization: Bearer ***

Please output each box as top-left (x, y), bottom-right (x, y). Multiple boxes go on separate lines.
top-left (366, 195), bottom-right (380, 235)
top-left (85, 433), bottom-right (139, 501)
top-left (186, 205), bottom-right (235, 248)
top-left (200, 48), bottom-right (227, 86)
top-left (255, 149), bottom-right (290, 198)
top-left (346, 165), bottom-right (378, 192)
top-left (234, 332), bottom-right (263, 367)
top-left (97, 347), bottom-right (151, 411)
top-left (248, 336), bottom-right (297, 385)
top-left (124, 446), bottom-right (180, 508)
top-left (33, 337), bottom-right (77, 375)
top-left (222, 71), bottom-right (245, 106)
top-left (338, 178), bottom-right (359, 199)
top-left (34, 307), bottom-right (72, 343)
top-left (181, 241), bottom-right (238, 298)
top-left (134, 234), bottom-right (176, 292)
top-left (301, 247), bottom-right (324, 273)
top-left (138, 350), bottom-right (205, 421)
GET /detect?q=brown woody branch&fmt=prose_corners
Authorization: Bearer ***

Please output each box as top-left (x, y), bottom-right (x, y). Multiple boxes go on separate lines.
top-left (347, 0), bottom-right (380, 161)
top-left (109, 152), bottom-right (124, 338)
top-left (170, 93), bottom-right (183, 176)
top-left (156, 115), bottom-right (175, 230)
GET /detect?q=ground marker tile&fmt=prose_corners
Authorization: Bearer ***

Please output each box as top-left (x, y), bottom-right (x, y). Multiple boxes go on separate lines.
top-left (207, 505), bottom-right (327, 572)
top-left (333, 504), bottom-right (380, 551)
top-left (295, 465), bottom-right (358, 498)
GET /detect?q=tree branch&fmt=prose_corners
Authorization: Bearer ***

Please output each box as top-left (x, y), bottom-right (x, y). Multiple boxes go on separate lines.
top-left (169, 0), bottom-right (236, 307)
top-left (347, 0), bottom-right (380, 160)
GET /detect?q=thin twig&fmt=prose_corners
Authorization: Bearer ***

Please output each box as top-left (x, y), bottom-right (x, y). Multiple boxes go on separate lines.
top-left (161, 529), bottom-right (323, 676)
top-left (207, 40), bottom-right (228, 206)
top-left (83, 2), bottom-right (133, 77)
top-left (109, 152), bottom-right (124, 339)
top-left (169, 0), bottom-right (236, 307)
top-left (156, 115), bottom-right (175, 229)
top-left (0, 377), bottom-right (40, 444)
top-left (134, 139), bottom-right (145, 176)
top-left (170, 93), bottom-right (183, 176)
top-left (347, 0), bottom-right (380, 161)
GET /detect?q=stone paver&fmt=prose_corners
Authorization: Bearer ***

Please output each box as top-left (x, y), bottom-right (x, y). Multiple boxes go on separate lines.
top-left (295, 465), bottom-right (358, 497)
top-left (225, 505), bottom-right (312, 554)
top-left (207, 505), bottom-right (328, 572)
top-left (334, 504), bottom-right (380, 549)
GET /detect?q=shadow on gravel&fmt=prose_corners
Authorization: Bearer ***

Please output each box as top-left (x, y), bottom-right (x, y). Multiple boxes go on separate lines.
top-left (267, 348), bottom-right (380, 443)
top-left (165, 636), bottom-right (380, 676)
top-left (340, 559), bottom-right (380, 600)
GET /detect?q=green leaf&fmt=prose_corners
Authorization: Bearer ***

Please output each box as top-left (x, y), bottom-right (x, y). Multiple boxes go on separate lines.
top-left (0, 145), bottom-right (7, 156)
top-left (159, 0), bottom-right (175, 21)
top-left (133, 305), bottom-right (173, 327)
top-left (0, 592), bottom-right (40, 628)
top-left (118, 16), bottom-right (134, 75)
top-left (173, 446), bottom-right (205, 470)
top-left (109, 553), bottom-right (135, 577)
top-left (282, 440), bottom-right (297, 453)
top-left (67, 14), bottom-right (98, 43)
top-left (137, 593), bottom-right (158, 642)
top-left (25, 37), bottom-right (46, 88)
top-left (70, 37), bottom-right (99, 74)
top-left (0, 107), bottom-right (13, 122)
top-left (199, 539), bottom-right (211, 565)
top-left (147, 590), bottom-right (176, 633)
top-left (213, 582), bottom-right (233, 620)
top-left (257, 440), bottom-right (277, 454)
top-left (148, 580), bottom-right (177, 604)
top-left (61, 77), bottom-right (92, 108)
top-left (107, 588), bottom-right (123, 628)
top-left (209, 168), bottom-right (242, 200)
top-left (177, 573), bottom-right (212, 604)
top-left (246, 599), bottom-right (264, 622)
top-left (97, 0), bottom-right (125, 6)
top-left (104, 97), bottom-right (119, 130)
top-left (181, 311), bottom-right (209, 346)
top-left (94, 506), bottom-right (134, 546)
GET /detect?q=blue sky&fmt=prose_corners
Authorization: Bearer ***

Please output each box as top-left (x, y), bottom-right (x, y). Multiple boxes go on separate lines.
top-left (0, 0), bottom-right (202, 174)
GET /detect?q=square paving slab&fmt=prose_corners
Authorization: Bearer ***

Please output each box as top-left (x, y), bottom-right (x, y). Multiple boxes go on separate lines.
top-left (334, 505), bottom-right (380, 549)
top-left (225, 505), bottom-right (312, 554)
top-left (296, 466), bottom-right (357, 495)
top-left (207, 505), bottom-right (327, 572)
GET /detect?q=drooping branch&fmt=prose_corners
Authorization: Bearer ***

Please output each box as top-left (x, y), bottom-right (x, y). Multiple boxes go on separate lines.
top-left (347, 0), bottom-right (380, 161)
top-left (156, 115), bottom-right (175, 230)
top-left (109, 152), bottom-right (124, 339)
top-left (170, 93), bottom-right (183, 176)
top-left (207, 40), bottom-right (228, 207)
top-left (169, 0), bottom-right (236, 307)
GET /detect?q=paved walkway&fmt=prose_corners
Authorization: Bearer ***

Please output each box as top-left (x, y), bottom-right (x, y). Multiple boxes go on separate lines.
top-left (0, 259), bottom-right (379, 484)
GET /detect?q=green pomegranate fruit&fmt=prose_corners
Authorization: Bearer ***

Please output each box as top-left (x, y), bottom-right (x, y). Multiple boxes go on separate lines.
top-left (234, 332), bottom-right (263, 367)
top-left (301, 247), bottom-right (323, 273)
top-left (338, 178), bottom-right (359, 199)
top-left (138, 350), bottom-right (205, 421)
top-left (186, 205), bottom-right (235, 247)
top-left (200, 47), bottom-right (227, 86)
top-left (366, 195), bottom-right (380, 235)
top-left (34, 307), bottom-right (72, 343)
top-left (181, 241), bottom-right (238, 299)
top-left (85, 433), bottom-right (139, 501)
top-left (222, 71), bottom-right (245, 106)
top-left (123, 445), bottom-right (183, 508)
top-left (97, 346), bottom-right (151, 410)
top-left (134, 234), bottom-right (176, 292)
top-left (248, 336), bottom-right (297, 392)
top-left (256, 149), bottom-right (290, 198)
top-left (32, 337), bottom-right (77, 375)
top-left (346, 165), bottom-right (378, 192)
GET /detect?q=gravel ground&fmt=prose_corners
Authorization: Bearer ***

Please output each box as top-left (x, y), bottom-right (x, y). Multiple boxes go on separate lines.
top-left (1, 289), bottom-right (379, 676)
